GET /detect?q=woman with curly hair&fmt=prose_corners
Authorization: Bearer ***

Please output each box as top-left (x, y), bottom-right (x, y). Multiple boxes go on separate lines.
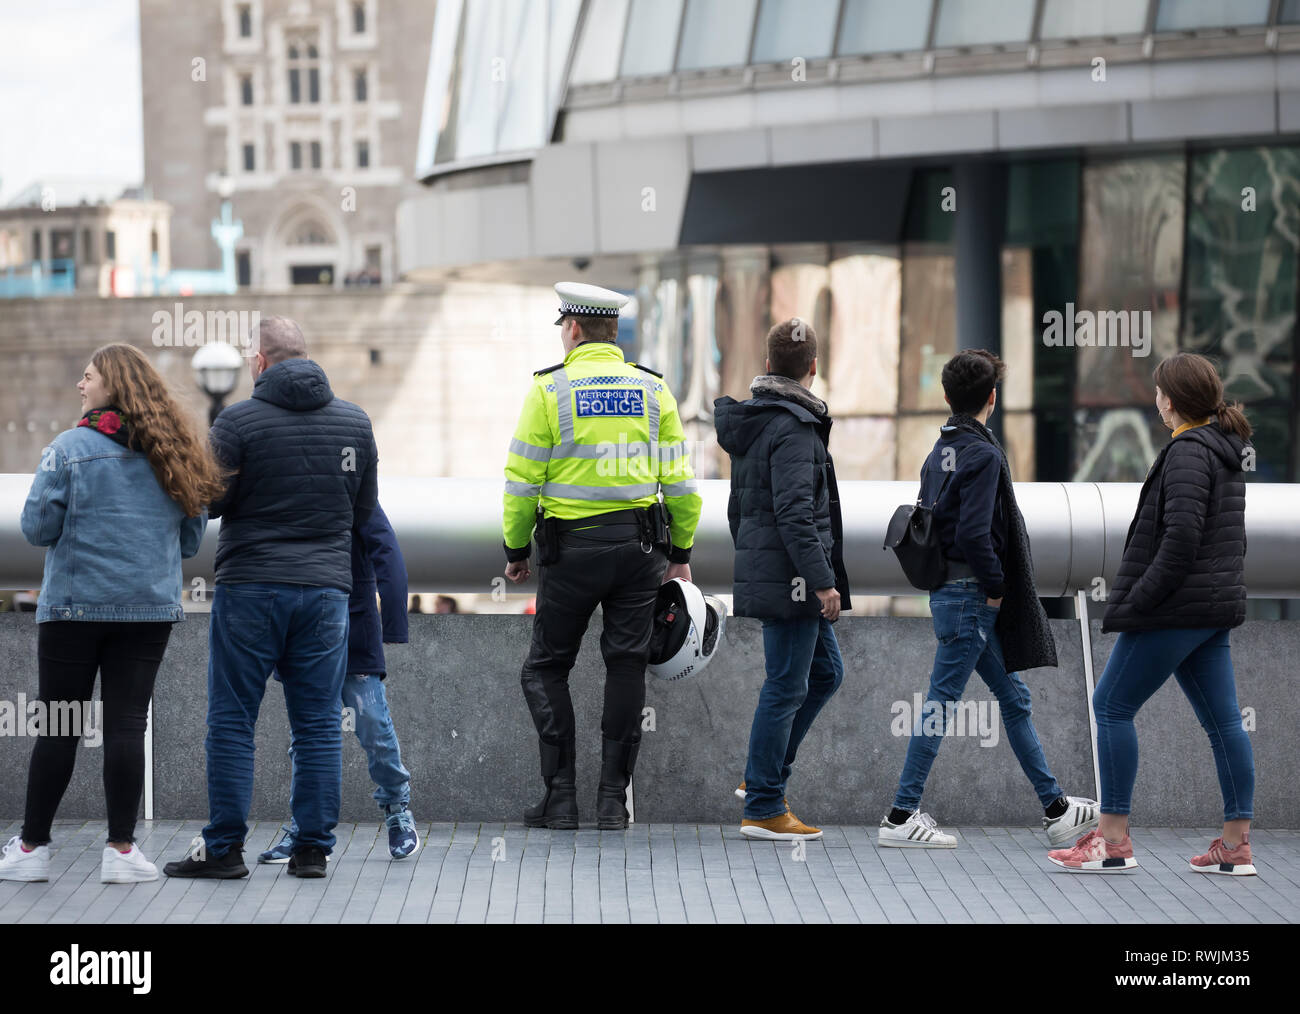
top-left (1, 343), bottom-right (228, 885)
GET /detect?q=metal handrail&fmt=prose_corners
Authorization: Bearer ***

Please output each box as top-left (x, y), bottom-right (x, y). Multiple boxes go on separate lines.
top-left (2, 476), bottom-right (1296, 597)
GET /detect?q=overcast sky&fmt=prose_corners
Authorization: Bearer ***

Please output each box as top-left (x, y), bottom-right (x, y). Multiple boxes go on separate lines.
top-left (0, 0), bottom-right (142, 205)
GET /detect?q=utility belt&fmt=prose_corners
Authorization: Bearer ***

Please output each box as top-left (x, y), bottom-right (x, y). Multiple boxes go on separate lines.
top-left (535, 503), bottom-right (672, 565)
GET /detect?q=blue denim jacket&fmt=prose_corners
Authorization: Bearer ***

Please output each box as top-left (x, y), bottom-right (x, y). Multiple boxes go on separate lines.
top-left (20, 425), bottom-right (207, 623)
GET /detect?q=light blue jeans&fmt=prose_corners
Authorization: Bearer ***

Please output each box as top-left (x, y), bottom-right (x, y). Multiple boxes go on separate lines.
top-left (287, 672), bottom-right (411, 834)
top-left (893, 578), bottom-right (1063, 812)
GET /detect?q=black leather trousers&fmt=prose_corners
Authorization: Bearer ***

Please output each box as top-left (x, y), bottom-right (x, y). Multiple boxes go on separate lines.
top-left (520, 523), bottom-right (668, 747)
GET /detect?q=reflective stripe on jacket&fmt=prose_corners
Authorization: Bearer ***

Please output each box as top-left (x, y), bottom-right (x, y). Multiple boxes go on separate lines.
top-left (503, 341), bottom-right (701, 555)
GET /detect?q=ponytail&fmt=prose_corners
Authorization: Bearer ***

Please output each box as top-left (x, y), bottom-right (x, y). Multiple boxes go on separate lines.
top-left (1155, 354), bottom-right (1253, 442)
top-left (1215, 398), bottom-right (1253, 441)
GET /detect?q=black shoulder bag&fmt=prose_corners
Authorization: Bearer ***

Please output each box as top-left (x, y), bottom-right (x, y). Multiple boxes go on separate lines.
top-left (883, 465), bottom-right (956, 592)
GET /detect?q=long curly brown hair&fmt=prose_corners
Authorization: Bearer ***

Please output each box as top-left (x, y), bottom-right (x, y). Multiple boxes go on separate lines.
top-left (90, 343), bottom-right (230, 517)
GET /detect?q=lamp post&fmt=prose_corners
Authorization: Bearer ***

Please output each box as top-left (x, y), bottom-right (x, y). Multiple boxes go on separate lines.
top-left (212, 173), bottom-right (242, 294)
top-left (192, 342), bottom-right (244, 426)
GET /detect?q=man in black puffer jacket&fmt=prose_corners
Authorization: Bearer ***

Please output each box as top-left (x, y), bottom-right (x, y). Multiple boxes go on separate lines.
top-left (714, 318), bottom-right (851, 843)
top-left (165, 316), bottom-right (378, 881)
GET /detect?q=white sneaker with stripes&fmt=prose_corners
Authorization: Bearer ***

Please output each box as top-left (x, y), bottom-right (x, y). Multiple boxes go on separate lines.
top-left (878, 811), bottom-right (957, 848)
top-left (1042, 796), bottom-right (1100, 848)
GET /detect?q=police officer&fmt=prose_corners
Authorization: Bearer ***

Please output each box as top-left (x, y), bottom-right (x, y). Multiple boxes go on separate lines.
top-left (503, 282), bottom-right (702, 830)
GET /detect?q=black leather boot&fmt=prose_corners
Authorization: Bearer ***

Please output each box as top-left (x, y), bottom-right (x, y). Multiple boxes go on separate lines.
top-left (596, 738), bottom-right (639, 830)
top-left (524, 738), bottom-right (578, 829)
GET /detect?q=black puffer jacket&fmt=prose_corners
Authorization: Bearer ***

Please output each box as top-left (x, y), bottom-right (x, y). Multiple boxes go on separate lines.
top-left (1101, 421), bottom-right (1248, 633)
top-left (209, 358), bottom-right (379, 593)
top-left (714, 378), bottom-right (851, 621)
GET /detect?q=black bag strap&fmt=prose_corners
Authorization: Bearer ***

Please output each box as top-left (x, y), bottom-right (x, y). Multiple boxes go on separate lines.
top-left (920, 460), bottom-right (957, 510)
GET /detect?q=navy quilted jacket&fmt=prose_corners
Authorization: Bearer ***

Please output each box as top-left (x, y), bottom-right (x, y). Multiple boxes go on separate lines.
top-left (208, 358), bottom-right (379, 593)
top-left (1101, 421), bottom-right (1248, 633)
top-left (348, 502), bottom-right (409, 676)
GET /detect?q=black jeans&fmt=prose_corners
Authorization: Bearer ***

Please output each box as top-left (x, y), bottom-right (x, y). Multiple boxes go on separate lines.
top-left (21, 620), bottom-right (172, 846)
top-left (520, 524), bottom-right (668, 746)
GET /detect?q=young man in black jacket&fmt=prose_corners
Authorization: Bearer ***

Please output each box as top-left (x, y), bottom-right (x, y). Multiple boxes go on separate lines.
top-left (714, 319), bottom-right (851, 841)
top-left (879, 350), bottom-right (1098, 850)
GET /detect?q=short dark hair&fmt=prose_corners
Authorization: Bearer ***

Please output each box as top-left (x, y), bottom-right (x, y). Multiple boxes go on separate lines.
top-left (570, 315), bottom-right (618, 342)
top-left (941, 349), bottom-right (1006, 415)
top-left (766, 318), bottom-right (817, 380)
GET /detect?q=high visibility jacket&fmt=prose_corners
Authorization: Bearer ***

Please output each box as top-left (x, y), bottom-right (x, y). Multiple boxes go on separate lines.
top-left (503, 341), bottom-right (701, 561)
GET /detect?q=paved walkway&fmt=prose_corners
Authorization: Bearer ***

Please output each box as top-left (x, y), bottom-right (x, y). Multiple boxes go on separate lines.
top-left (2, 820), bottom-right (1297, 924)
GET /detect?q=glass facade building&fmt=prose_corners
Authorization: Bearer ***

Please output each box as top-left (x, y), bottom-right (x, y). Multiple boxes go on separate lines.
top-left (404, 0), bottom-right (1300, 616)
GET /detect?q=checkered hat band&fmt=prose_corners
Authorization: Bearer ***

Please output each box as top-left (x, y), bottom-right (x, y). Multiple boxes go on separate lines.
top-left (559, 302), bottom-right (620, 317)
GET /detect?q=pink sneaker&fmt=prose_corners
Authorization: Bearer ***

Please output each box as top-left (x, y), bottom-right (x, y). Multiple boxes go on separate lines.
top-left (1190, 834), bottom-right (1256, 876)
top-left (1047, 828), bottom-right (1138, 873)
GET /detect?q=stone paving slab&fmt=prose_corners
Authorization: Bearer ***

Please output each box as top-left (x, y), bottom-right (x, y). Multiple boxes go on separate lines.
top-left (1, 820), bottom-right (1297, 924)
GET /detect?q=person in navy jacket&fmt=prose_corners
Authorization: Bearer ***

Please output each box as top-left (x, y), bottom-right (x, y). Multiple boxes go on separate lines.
top-left (259, 501), bottom-right (418, 861)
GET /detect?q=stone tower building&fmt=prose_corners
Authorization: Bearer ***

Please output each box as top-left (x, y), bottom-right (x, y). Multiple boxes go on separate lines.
top-left (139, 0), bottom-right (435, 291)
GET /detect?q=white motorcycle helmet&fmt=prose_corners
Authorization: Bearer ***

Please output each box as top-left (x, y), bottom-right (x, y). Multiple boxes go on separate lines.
top-left (646, 578), bottom-right (727, 682)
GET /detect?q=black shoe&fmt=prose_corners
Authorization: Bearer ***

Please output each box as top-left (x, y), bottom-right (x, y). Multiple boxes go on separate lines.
top-left (596, 738), bottom-right (639, 830)
top-left (162, 841), bottom-right (248, 879)
top-left (524, 738), bottom-right (579, 829)
top-left (287, 846), bottom-right (328, 878)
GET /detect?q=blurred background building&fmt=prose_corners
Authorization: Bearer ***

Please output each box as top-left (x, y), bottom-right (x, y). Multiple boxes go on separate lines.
top-left (139, 0), bottom-right (436, 290)
top-left (2, 0), bottom-right (1298, 617)
top-left (399, 0), bottom-right (1300, 503)
top-left (0, 180), bottom-right (171, 297)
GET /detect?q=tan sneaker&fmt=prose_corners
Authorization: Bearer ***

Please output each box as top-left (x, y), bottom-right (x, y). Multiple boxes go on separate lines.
top-left (735, 781), bottom-right (791, 812)
top-left (740, 812), bottom-right (823, 841)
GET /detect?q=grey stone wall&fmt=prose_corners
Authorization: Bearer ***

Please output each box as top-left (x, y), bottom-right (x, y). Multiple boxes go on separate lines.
top-left (1, 613), bottom-right (1295, 830)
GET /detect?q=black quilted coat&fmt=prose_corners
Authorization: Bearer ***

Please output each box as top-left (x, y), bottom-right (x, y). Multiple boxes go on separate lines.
top-left (714, 379), bottom-right (852, 621)
top-left (208, 358), bottom-right (379, 593)
top-left (1101, 422), bottom-right (1248, 633)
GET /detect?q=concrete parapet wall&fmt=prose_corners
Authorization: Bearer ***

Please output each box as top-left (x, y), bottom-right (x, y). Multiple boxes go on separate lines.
top-left (1, 614), bottom-right (1294, 830)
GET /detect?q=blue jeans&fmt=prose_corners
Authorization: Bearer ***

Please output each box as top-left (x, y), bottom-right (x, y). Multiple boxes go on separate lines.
top-left (204, 583), bottom-right (349, 856)
top-left (1093, 627), bottom-right (1253, 821)
top-left (893, 579), bottom-right (1062, 812)
top-left (286, 673), bottom-right (411, 834)
top-left (743, 616), bottom-right (844, 820)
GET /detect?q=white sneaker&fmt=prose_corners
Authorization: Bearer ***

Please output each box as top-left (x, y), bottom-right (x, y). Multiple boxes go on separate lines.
top-left (0, 834), bottom-right (51, 882)
top-left (101, 844), bottom-right (158, 883)
top-left (1043, 796), bottom-right (1101, 848)
top-left (878, 811), bottom-right (958, 848)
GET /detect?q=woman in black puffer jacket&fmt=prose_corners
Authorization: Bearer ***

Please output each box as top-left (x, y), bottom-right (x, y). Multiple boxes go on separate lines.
top-left (1049, 353), bottom-right (1255, 877)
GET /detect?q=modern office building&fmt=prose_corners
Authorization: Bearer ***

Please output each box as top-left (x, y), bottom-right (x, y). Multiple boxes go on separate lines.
top-left (398, 0), bottom-right (1300, 497)
top-left (139, 0), bottom-right (436, 290)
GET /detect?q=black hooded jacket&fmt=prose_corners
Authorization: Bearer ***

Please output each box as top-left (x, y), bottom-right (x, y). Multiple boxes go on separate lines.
top-left (208, 358), bottom-right (379, 592)
top-left (714, 379), bottom-right (851, 621)
top-left (1101, 421), bottom-right (1248, 633)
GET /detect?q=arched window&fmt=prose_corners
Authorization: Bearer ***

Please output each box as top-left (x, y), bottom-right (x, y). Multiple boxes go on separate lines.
top-left (288, 219), bottom-right (332, 246)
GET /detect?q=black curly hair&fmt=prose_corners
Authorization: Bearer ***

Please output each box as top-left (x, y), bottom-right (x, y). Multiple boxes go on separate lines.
top-left (941, 349), bottom-right (1006, 415)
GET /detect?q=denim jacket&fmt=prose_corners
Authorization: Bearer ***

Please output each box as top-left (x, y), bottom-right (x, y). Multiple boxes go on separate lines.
top-left (20, 425), bottom-right (207, 623)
